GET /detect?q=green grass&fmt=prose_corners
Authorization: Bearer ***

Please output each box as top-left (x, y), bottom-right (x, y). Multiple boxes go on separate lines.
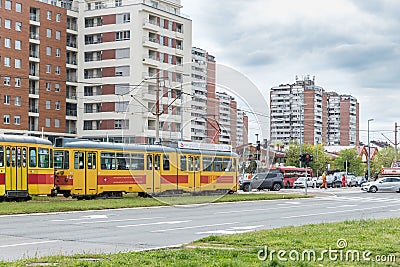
top-left (2, 218), bottom-right (399, 266)
top-left (0, 193), bottom-right (309, 215)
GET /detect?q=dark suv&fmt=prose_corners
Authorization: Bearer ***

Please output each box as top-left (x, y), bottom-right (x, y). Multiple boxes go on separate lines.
top-left (240, 172), bottom-right (284, 192)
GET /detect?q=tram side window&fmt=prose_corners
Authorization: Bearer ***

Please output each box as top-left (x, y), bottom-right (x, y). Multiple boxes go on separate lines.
top-left (213, 157), bottom-right (223, 172)
top-left (117, 153), bottom-right (129, 170)
top-left (163, 154), bottom-right (170, 171)
top-left (202, 157), bottom-right (212, 172)
top-left (38, 148), bottom-right (49, 168)
top-left (74, 152), bottom-right (85, 169)
top-left (29, 148), bottom-right (37, 167)
top-left (11, 148), bottom-right (16, 167)
top-left (87, 153), bottom-right (96, 169)
top-left (195, 157), bottom-right (200, 171)
top-left (101, 152), bottom-right (115, 170)
top-left (188, 157), bottom-right (194, 171)
top-left (22, 148), bottom-right (26, 168)
top-left (232, 158), bottom-right (237, 172)
top-left (0, 146), bottom-right (4, 167)
top-left (54, 151), bottom-right (64, 169)
top-left (180, 155), bottom-right (186, 171)
top-left (131, 153), bottom-right (144, 170)
top-left (154, 155), bottom-right (160, 170)
top-left (222, 158), bottom-right (231, 172)
top-left (147, 155), bottom-right (153, 170)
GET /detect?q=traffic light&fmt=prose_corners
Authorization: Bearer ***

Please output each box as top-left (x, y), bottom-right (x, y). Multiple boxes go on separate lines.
top-left (300, 153), bottom-right (313, 166)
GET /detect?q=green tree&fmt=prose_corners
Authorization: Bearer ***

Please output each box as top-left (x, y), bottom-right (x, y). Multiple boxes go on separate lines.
top-left (332, 149), bottom-right (363, 175)
top-left (283, 143), bottom-right (331, 177)
top-left (370, 146), bottom-right (398, 177)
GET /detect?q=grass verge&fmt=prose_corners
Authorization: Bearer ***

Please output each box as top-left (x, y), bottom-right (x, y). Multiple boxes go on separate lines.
top-left (0, 193), bottom-right (309, 215)
top-left (3, 218), bottom-right (399, 266)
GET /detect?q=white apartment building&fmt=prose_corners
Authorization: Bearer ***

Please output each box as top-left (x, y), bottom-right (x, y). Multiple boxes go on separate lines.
top-left (216, 92), bottom-right (232, 145)
top-left (73, 0), bottom-right (192, 143)
top-left (270, 76), bottom-right (326, 146)
top-left (190, 47), bottom-right (207, 141)
top-left (236, 110), bottom-right (246, 146)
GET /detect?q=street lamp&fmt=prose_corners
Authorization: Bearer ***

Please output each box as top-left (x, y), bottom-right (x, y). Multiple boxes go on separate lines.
top-left (367, 119), bottom-right (374, 180)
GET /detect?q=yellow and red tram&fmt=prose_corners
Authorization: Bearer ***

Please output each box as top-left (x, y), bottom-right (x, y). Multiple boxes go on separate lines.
top-left (54, 139), bottom-right (238, 199)
top-left (0, 135), bottom-right (54, 201)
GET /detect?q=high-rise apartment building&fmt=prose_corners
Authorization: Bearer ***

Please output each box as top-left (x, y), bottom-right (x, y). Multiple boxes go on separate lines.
top-left (327, 92), bottom-right (359, 146)
top-left (190, 47), bottom-right (207, 141)
top-left (0, 0), bottom-right (192, 144)
top-left (0, 0), bottom-right (73, 141)
top-left (77, 0), bottom-right (192, 144)
top-left (270, 76), bottom-right (361, 147)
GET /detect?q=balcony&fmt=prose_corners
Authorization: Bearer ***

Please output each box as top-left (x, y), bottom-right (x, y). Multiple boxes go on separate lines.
top-left (29, 14), bottom-right (39, 22)
top-left (29, 87), bottom-right (39, 95)
top-left (29, 51), bottom-right (39, 58)
top-left (66, 58), bottom-right (77, 65)
top-left (66, 110), bottom-right (77, 116)
top-left (29, 107), bottom-right (39, 113)
top-left (66, 75), bottom-right (77, 82)
top-left (67, 41), bottom-right (77, 48)
top-left (29, 32), bottom-right (40, 40)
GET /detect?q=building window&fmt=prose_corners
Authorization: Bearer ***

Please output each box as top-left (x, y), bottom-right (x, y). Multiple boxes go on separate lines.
top-left (46, 82), bottom-right (51, 91)
top-left (4, 76), bottom-right (10, 86)
top-left (55, 101), bottom-right (60, 110)
top-left (54, 119), bottom-right (60, 128)
top-left (4, 115), bottom-right (10, 124)
top-left (115, 31), bottom-right (130, 41)
top-left (15, 21), bottom-right (21, 31)
top-left (16, 3), bottom-right (22, 13)
top-left (4, 95), bottom-right (10, 105)
top-left (55, 66), bottom-right (60, 75)
top-left (45, 118), bottom-right (50, 127)
top-left (46, 100), bottom-right (51, 109)
top-left (46, 64), bottom-right (51, 73)
top-left (56, 48), bottom-right (60, 57)
top-left (56, 13), bottom-right (61, 22)
top-left (4, 57), bottom-right (11, 67)
top-left (14, 77), bottom-right (21, 87)
top-left (47, 11), bottom-right (52, 20)
top-left (55, 31), bottom-right (60, 40)
top-left (5, 0), bottom-right (11, 10)
top-left (4, 19), bottom-right (11, 29)
top-left (115, 0), bottom-right (122, 7)
top-left (14, 115), bottom-right (20, 125)
top-left (15, 40), bottom-right (21, 50)
top-left (46, 29), bottom-right (52, 38)
top-left (55, 83), bottom-right (60, 92)
top-left (46, 46), bottom-right (52, 55)
top-left (15, 59), bottom-right (21, 68)
top-left (4, 38), bottom-right (11, 48)
top-left (14, 96), bottom-right (21, 106)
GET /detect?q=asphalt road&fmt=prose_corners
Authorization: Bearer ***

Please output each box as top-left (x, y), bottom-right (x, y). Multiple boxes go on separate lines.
top-left (1, 188), bottom-right (400, 262)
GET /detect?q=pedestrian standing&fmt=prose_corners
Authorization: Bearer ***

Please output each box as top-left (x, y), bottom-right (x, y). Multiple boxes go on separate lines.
top-left (342, 174), bottom-right (347, 187)
top-left (321, 171), bottom-right (327, 189)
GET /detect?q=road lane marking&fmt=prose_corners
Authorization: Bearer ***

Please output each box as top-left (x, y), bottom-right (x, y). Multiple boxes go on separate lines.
top-left (282, 204), bottom-right (400, 219)
top-left (117, 220), bottom-right (191, 228)
top-left (151, 222), bottom-right (239, 233)
top-left (196, 225), bottom-right (264, 235)
top-left (215, 202), bottom-right (328, 214)
top-left (74, 217), bottom-right (165, 225)
top-left (326, 204), bottom-right (357, 209)
top-left (0, 240), bottom-right (58, 248)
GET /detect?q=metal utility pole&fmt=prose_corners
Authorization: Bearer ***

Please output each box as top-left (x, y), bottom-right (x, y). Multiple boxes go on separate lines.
top-left (367, 119), bottom-right (373, 179)
top-left (155, 76), bottom-right (160, 144)
top-left (395, 122), bottom-right (398, 164)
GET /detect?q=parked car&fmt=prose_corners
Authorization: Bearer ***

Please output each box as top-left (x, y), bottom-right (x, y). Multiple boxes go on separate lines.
top-left (346, 175), bottom-right (358, 187)
top-left (356, 176), bottom-right (367, 187)
top-left (293, 177), bottom-right (316, 188)
top-left (316, 175), bottom-right (342, 188)
top-left (361, 177), bottom-right (400, 193)
top-left (240, 172), bottom-right (284, 192)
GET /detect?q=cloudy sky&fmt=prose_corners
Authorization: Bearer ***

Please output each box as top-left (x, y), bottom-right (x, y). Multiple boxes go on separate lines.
top-left (182, 0), bottom-right (400, 144)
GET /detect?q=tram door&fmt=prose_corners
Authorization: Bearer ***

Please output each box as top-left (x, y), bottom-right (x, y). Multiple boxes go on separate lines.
top-left (73, 151), bottom-right (98, 196)
top-left (5, 146), bottom-right (28, 195)
top-left (188, 156), bottom-right (200, 192)
top-left (147, 154), bottom-right (161, 193)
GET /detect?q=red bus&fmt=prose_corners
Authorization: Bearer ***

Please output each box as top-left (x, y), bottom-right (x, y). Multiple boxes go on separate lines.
top-left (270, 166), bottom-right (313, 188)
